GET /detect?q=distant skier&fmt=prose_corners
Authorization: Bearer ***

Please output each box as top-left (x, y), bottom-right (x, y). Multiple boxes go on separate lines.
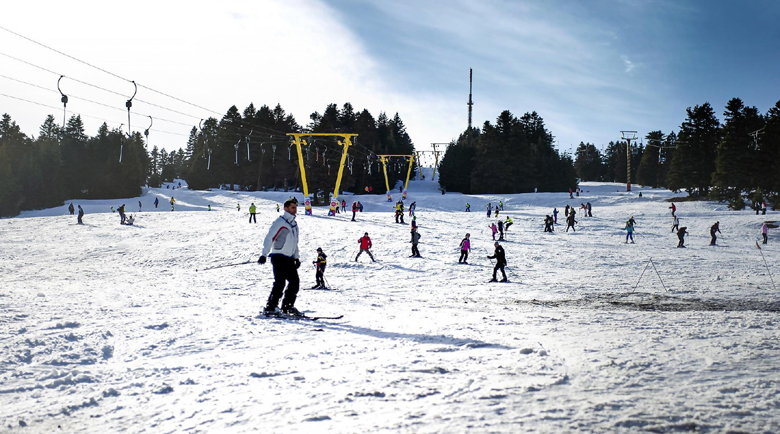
top-left (628, 215), bottom-right (636, 228)
top-left (569, 188), bottom-right (573, 199)
top-left (624, 219), bottom-right (635, 243)
top-left (671, 215), bottom-right (679, 233)
top-left (77, 205), bottom-right (84, 224)
top-left (355, 232), bottom-right (375, 262)
top-left (126, 215), bottom-right (135, 226)
top-left (566, 212), bottom-right (577, 232)
top-left (118, 204), bottom-right (127, 224)
top-left (138, 200), bottom-right (142, 212)
top-left (459, 233), bottom-right (471, 264)
top-left (499, 201), bottom-right (504, 211)
top-left (249, 203), bottom-right (257, 223)
top-left (677, 226), bottom-right (688, 248)
top-left (111, 206), bottom-right (115, 213)
top-left (587, 202), bottom-right (592, 217)
top-left (553, 208), bottom-right (559, 224)
top-left (544, 215), bottom-right (554, 232)
top-left (505, 216), bottom-right (513, 232)
top-left (497, 220), bottom-right (504, 241)
top-left (208, 205), bottom-right (211, 211)
top-left (486, 203), bottom-right (492, 218)
top-left (762, 201), bottom-right (767, 215)
top-left (669, 202), bottom-right (676, 217)
top-left (341, 200), bottom-right (347, 212)
top-left (410, 228), bottom-right (421, 257)
top-left (494, 207), bottom-right (500, 218)
top-left (409, 201), bottom-right (416, 217)
top-left (358, 201), bottom-right (363, 212)
top-left (756, 201), bottom-right (761, 215)
top-left (258, 199), bottom-right (302, 317)
top-left (580, 203), bottom-right (587, 215)
top-left (154, 197), bottom-right (159, 209)
top-left (351, 202), bottom-right (358, 221)
top-left (170, 197), bottom-right (175, 211)
top-left (564, 205), bottom-right (570, 219)
top-left (411, 215), bottom-right (418, 230)
top-left (487, 242), bottom-right (507, 282)
top-left (237, 203), bottom-right (241, 212)
top-left (710, 221), bottom-right (721, 245)
top-left (312, 247), bottom-right (327, 289)
top-left (277, 204), bottom-right (280, 213)
top-left (490, 222), bottom-right (498, 240)
top-left (762, 222), bottom-right (768, 244)
top-left (466, 203), bottom-right (471, 212)
top-left (68, 203), bottom-right (75, 215)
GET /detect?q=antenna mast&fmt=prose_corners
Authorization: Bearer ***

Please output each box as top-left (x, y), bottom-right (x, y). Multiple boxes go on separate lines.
top-left (467, 68), bottom-right (474, 132)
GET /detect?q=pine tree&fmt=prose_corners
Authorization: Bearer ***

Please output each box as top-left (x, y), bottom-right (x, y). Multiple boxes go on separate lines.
top-left (711, 98), bottom-right (763, 204)
top-left (666, 103), bottom-right (720, 195)
top-left (636, 131), bottom-right (664, 187)
top-left (574, 142), bottom-right (603, 181)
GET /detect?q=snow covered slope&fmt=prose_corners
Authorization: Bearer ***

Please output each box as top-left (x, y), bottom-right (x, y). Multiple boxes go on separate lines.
top-left (1, 179), bottom-right (778, 433)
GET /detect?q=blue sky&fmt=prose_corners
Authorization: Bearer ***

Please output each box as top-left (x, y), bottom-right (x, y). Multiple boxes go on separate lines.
top-left (1, 0), bottom-right (779, 155)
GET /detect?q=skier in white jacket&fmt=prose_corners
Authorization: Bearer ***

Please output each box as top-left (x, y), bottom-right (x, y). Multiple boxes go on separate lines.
top-left (258, 199), bottom-right (302, 316)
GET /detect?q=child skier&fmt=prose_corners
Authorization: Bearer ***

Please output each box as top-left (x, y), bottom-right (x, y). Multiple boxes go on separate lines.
top-left (490, 222), bottom-right (498, 240)
top-left (410, 228), bottom-right (421, 257)
top-left (312, 247), bottom-right (327, 289)
top-left (459, 233), bottom-right (471, 264)
top-left (624, 219), bottom-right (635, 243)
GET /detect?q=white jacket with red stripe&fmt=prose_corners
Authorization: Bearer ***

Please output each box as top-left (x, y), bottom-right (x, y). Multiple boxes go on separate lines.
top-left (262, 211), bottom-right (299, 259)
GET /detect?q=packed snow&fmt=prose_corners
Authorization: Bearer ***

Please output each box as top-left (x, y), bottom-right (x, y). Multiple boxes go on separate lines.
top-left (2, 170), bottom-right (779, 433)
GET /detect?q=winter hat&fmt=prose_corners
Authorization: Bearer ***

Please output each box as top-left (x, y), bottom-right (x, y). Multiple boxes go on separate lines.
top-left (316, 247), bottom-right (322, 252)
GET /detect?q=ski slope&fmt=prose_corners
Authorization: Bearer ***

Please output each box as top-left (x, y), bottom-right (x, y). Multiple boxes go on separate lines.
top-left (1, 173), bottom-right (779, 433)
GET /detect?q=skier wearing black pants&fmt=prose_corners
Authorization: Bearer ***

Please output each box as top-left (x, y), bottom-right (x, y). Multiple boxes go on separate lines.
top-left (410, 228), bottom-right (421, 257)
top-left (312, 247), bottom-right (327, 289)
top-left (258, 200), bottom-right (302, 316)
top-left (677, 226), bottom-right (687, 248)
top-left (77, 205), bottom-right (84, 224)
top-left (710, 221), bottom-right (721, 246)
top-left (459, 233), bottom-right (470, 264)
top-left (487, 242), bottom-right (507, 282)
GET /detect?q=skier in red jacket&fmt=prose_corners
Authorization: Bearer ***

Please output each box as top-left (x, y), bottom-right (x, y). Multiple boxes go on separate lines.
top-left (355, 232), bottom-right (375, 262)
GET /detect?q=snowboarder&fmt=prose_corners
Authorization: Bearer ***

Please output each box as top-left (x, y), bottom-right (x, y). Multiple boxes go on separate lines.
top-left (466, 203), bottom-right (471, 212)
top-left (553, 208), bottom-right (559, 224)
top-left (68, 203), bottom-right (74, 215)
top-left (669, 202), bottom-right (676, 217)
top-left (624, 219), bottom-right (635, 243)
top-left (710, 221), bottom-right (721, 245)
top-left (490, 222), bottom-right (498, 240)
top-left (312, 247), bottom-right (327, 289)
top-left (672, 215), bottom-right (679, 233)
top-left (498, 220), bottom-right (504, 241)
top-left (677, 226), bottom-right (688, 248)
top-left (459, 233), bottom-right (471, 264)
top-left (566, 212), bottom-right (577, 232)
top-left (410, 228), bottom-right (421, 257)
top-left (258, 199), bottom-right (302, 317)
top-left (505, 216), bottom-right (513, 232)
top-left (249, 203), bottom-right (257, 223)
top-left (77, 205), bottom-right (84, 224)
top-left (762, 222), bottom-right (768, 244)
top-left (587, 202), bottom-right (592, 217)
top-left (487, 242), bottom-right (507, 282)
top-left (355, 232), bottom-right (375, 262)
top-left (118, 204), bottom-right (127, 224)
top-left (154, 197), bottom-right (159, 209)
top-left (351, 202), bottom-right (358, 221)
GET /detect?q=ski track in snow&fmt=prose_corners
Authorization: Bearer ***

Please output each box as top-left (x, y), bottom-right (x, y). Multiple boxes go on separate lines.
top-left (2, 175), bottom-right (780, 433)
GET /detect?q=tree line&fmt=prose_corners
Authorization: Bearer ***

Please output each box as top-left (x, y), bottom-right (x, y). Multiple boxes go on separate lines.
top-left (574, 98), bottom-right (780, 209)
top-left (0, 102), bottom-right (415, 216)
top-left (438, 110), bottom-right (578, 194)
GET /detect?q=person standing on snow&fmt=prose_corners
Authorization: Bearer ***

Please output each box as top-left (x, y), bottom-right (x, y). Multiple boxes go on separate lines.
top-left (487, 242), bottom-right (507, 282)
top-left (118, 204), bottom-right (127, 224)
top-left (564, 205), bottom-right (570, 220)
top-left (355, 232), bottom-right (375, 262)
top-left (411, 215), bottom-right (418, 231)
top-left (170, 197), bottom-right (175, 211)
top-left (138, 200), bottom-right (142, 212)
top-left (258, 199), bottom-right (302, 317)
top-left (762, 222), bottom-right (769, 244)
top-left (498, 219), bottom-right (505, 241)
top-left (237, 203), bottom-right (241, 212)
top-left (499, 201), bottom-right (504, 211)
top-left (351, 202), bottom-right (358, 221)
top-left (466, 203), bottom-right (471, 212)
top-left (459, 233), bottom-right (471, 264)
top-left (409, 201), bottom-right (416, 217)
top-left (486, 203), bottom-right (492, 218)
top-left (566, 212), bottom-right (577, 232)
top-left (276, 204), bottom-right (280, 213)
top-left (77, 205), bottom-right (84, 224)
top-left (762, 201), bottom-right (767, 215)
top-left (677, 226), bottom-right (688, 248)
top-left (553, 208), bottom-right (559, 224)
top-left (587, 202), bottom-right (592, 217)
top-left (505, 216), bottom-right (513, 232)
top-left (312, 247), bottom-right (327, 289)
top-left (710, 221), bottom-right (721, 245)
top-left (249, 203), bottom-right (257, 223)
top-left (410, 228), bottom-right (421, 257)
top-left (154, 197), bottom-right (159, 209)
top-left (624, 219), bottom-right (635, 243)
top-left (494, 207), bottom-right (500, 218)
top-left (490, 222), bottom-right (498, 240)
top-left (341, 200), bottom-right (347, 212)
top-left (669, 202), bottom-right (676, 217)
top-left (672, 215), bottom-right (680, 233)
top-left (68, 203), bottom-right (75, 215)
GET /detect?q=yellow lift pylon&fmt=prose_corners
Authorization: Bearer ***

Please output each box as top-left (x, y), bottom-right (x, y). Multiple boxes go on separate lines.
top-left (377, 154), bottom-right (415, 202)
top-left (287, 133), bottom-right (358, 216)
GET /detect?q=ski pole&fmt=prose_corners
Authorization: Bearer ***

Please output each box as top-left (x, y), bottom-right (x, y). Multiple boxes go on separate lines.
top-left (196, 260), bottom-right (254, 272)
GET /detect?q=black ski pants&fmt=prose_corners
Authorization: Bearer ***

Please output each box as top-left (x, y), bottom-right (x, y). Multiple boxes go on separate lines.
top-left (316, 265), bottom-right (325, 287)
top-left (492, 263), bottom-right (506, 280)
top-left (459, 250), bottom-right (468, 263)
top-left (566, 223), bottom-right (575, 232)
top-left (411, 244), bottom-right (420, 257)
top-left (710, 231), bottom-right (717, 245)
top-left (249, 212), bottom-right (256, 223)
top-left (356, 249), bottom-right (375, 262)
top-left (267, 255), bottom-right (300, 310)
top-left (77, 214), bottom-right (83, 224)
top-left (763, 233), bottom-right (768, 244)
top-left (677, 235), bottom-right (685, 247)
top-left (352, 211), bottom-right (356, 221)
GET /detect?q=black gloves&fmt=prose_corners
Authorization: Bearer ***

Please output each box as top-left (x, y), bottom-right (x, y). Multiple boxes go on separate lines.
top-left (258, 255), bottom-right (267, 264)
top-left (294, 259), bottom-right (301, 269)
